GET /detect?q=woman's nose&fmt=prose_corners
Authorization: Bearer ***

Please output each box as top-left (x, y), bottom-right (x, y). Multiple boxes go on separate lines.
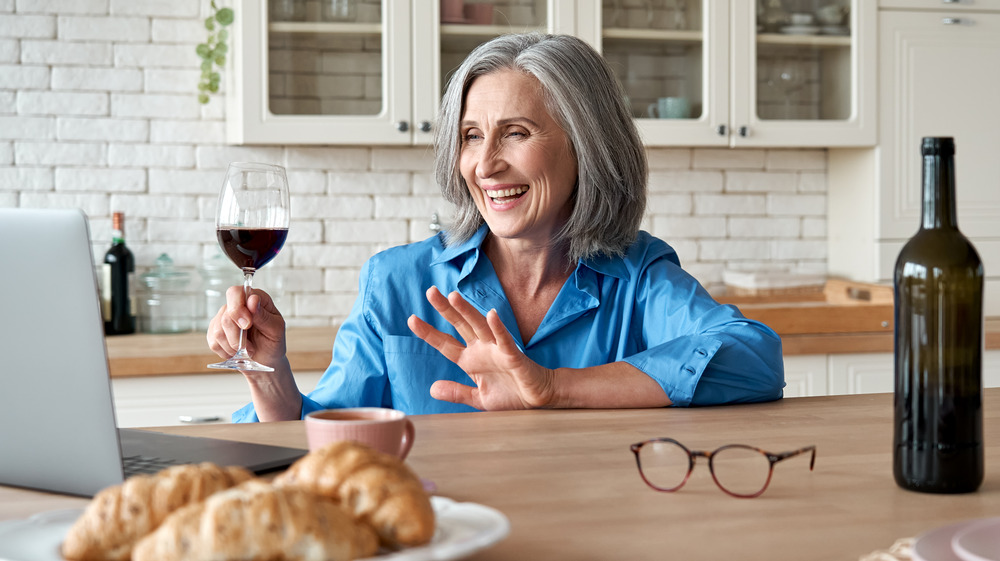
top-left (476, 144), bottom-right (506, 178)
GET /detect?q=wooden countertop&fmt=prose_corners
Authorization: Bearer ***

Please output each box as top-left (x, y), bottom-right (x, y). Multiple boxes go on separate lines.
top-left (104, 326), bottom-right (336, 378)
top-left (4, 391), bottom-right (1000, 560)
top-left (104, 280), bottom-right (1000, 378)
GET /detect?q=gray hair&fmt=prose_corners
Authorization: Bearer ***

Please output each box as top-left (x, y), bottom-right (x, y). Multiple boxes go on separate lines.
top-left (434, 33), bottom-right (647, 261)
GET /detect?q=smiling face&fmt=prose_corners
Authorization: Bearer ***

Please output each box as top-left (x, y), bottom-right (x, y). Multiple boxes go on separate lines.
top-left (458, 69), bottom-right (578, 248)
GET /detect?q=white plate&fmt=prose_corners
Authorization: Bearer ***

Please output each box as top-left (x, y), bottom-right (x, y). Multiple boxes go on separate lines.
top-left (913, 518), bottom-right (1000, 561)
top-left (780, 25), bottom-right (820, 35)
top-left (952, 518), bottom-right (1000, 561)
top-left (0, 496), bottom-right (509, 561)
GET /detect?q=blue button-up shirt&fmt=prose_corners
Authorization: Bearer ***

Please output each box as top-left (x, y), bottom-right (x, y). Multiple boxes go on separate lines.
top-left (233, 227), bottom-right (784, 421)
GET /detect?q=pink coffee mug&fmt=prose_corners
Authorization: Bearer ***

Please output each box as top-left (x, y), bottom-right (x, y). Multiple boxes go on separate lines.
top-left (304, 407), bottom-right (415, 459)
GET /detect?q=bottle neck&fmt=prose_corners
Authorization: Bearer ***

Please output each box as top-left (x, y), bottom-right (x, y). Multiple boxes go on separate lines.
top-left (112, 229), bottom-right (124, 245)
top-left (921, 152), bottom-right (958, 230)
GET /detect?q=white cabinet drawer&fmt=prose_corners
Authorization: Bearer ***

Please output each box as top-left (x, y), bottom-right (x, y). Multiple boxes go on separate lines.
top-left (112, 371), bottom-right (324, 428)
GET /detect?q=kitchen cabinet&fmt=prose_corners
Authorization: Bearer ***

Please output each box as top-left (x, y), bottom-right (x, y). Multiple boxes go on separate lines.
top-left (783, 350), bottom-right (1000, 397)
top-left (112, 372), bottom-right (323, 427)
top-left (227, 0), bottom-right (570, 145)
top-left (575, 0), bottom-right (876, 147)
top-left (828, 2), bottom-right (1000, 316)
top-left (228, 0), bottom-right (874, 147)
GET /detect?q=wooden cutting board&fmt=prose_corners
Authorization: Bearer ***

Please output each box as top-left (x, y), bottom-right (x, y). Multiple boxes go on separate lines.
top-left (716, 279), bottom-right (894, 335)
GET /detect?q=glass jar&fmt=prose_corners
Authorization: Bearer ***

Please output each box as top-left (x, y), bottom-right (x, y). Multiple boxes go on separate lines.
top-left (139, 254), bottom-right (194, 334)
top-left (197, 250), bottom-right (242, 331)
top-left (322, 0), bottom-right (356, 21)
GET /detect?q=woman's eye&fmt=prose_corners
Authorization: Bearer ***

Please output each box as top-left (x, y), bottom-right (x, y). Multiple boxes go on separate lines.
top-left (462, 132), bottom-right (482, 143)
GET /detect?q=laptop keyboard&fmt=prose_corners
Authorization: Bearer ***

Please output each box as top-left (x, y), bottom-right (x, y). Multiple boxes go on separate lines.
top-left (122, 455), bottom-right (182, 477)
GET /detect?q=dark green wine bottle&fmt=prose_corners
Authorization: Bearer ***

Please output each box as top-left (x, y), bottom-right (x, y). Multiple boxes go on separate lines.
top-left (893, 137), bottom-right (983, 493)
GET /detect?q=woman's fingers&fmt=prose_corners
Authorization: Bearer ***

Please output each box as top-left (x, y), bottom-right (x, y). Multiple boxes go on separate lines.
top-left (225, 285), bottom-right (251, 329)
top-left (429, 379), bottom-right (480, 410)
top-left (447, 291), bottom-right (495, 344)
top-left (486, 309), bottom-right (517, 354)
top-left (425, 286), bottom-right (478, 343)
top-left (407, 314), bottom-right (466, 363)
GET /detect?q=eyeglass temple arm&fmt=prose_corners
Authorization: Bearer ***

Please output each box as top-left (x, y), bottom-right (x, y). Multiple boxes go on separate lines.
top-left (770, 446), bottom-right (817, 471)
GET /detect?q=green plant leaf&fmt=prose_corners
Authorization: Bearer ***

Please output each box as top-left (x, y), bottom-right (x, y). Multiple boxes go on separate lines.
top-left (197, 2), bottom-right (233, 105)
top-left (216, 7), bottom-right (234, 26)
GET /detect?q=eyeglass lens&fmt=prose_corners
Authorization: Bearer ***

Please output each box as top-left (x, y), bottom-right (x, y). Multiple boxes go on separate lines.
top-left (637, 440), bottom-right (690, 491)
top-left (709, 445), bottom-right (772, 497)
top-left (638, 441), bottom-right (772, 497)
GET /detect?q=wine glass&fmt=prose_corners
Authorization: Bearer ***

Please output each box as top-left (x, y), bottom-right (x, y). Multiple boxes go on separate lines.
top-left (773, 54), bottom-right (806, 119)
top-left (208, 162), bottom-right (290, 372)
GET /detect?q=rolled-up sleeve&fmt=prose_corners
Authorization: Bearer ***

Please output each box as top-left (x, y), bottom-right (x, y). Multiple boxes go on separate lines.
top-left (624, 320), bottom-right (784, 406)
top-left (620, 246), bottom-right (784, 407)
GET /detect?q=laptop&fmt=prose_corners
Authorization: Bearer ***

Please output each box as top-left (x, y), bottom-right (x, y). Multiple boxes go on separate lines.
top-left (0, 208), bottom-right (306, 497)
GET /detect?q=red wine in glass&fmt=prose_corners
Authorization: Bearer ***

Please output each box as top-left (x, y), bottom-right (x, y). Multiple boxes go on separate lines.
top-left (217, 227), bottom-right (288, 270)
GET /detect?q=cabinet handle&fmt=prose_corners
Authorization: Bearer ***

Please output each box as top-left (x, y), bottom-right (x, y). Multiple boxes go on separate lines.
top-left (942, 17), bottom-right (962, 24)
top-left (395, 121), bottom-right (409, 132)
top-left (738, 126), bottom-right (749, 137)
top-left (942, 0), bottom-right (960, 3)
top-left (419, 121), bottom-right (432, 133)
top-left (716, 124), bottom-right (727, 136)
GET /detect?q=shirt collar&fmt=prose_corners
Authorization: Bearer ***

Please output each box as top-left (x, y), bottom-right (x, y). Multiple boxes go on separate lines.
top-left (431, 224), bottom-right (637, 281)
top-left (430, 224), bottom-right (490, 268)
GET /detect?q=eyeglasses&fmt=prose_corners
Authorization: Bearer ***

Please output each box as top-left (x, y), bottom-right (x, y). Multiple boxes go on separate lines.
top-left (630, 438), bottom-right (816, 498)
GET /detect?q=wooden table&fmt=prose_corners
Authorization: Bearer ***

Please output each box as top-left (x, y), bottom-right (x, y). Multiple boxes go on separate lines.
top-left (2, 391), bottom-right (999, 560)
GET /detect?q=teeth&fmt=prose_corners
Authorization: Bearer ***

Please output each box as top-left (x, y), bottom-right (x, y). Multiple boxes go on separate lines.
top-left (488, 186), bottom-right (527, 199)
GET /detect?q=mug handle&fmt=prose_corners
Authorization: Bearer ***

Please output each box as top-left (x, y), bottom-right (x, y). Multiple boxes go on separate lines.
top-left (646, 103), bottom-right (659, 118)
top-left (397, 418), bottom-right (415, 459)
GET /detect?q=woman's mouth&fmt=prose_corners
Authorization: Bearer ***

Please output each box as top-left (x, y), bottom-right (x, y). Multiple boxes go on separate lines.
top-left (486, 186), bottom-right (528, 204)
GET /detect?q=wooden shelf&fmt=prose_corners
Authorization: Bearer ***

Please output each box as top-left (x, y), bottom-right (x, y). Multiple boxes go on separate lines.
top-left (600, 28), bottom-right (850, 48)
top-left (757, 32), bottom-right (851, 48)
top-left (602, 27), bottom-right (703, 43)
top-left (268, 21), bottom-right (381, 34)
top-left (440, 24), bottom-right (545, 37)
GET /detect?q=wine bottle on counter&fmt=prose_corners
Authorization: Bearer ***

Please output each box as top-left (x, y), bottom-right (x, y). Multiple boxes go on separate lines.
top-left (893, 137), bottom-right (984, 493)
top-left (102, 211), bottom-right (136, 335)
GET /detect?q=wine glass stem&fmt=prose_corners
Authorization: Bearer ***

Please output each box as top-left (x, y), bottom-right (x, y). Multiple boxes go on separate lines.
top-left (234, 270), bottom-right (255, 358)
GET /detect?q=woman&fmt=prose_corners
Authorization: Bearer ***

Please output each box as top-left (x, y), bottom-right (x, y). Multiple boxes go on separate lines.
top-left (208, 33), bottom-right (784, 422)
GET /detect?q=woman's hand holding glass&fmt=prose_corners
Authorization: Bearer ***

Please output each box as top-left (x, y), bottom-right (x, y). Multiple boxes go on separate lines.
top-left (207, 285), bottom-right (288, 373)
top-left (407, 287), bottom-right (557, 411)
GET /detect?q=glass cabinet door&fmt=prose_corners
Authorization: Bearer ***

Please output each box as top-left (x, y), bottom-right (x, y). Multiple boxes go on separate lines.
top-left (229, 0), bottom-right (412, 145)
top-left (754, 0), bottom-right (850, 122)
top-left (411, 0), bottom-right (559, 145)
top-left (731, 0), bottom-right (875, 146)
top-left (266, 0), bottom-right (386, 118)
top-left (597, 0), bottom-right (731, 146)
top-left (229, 0), bottom-right (562, 145)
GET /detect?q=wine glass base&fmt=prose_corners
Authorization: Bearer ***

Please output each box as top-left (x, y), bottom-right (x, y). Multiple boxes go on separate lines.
top-left (207, 358), bottom-right (275, 372)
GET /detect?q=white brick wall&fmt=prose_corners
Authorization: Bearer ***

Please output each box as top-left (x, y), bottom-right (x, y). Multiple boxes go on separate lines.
top-left (0, 1), bottom-right (829, 329)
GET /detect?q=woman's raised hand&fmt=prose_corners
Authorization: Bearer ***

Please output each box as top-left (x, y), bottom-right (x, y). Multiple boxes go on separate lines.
top-left (207, 285), bottom-right (287, 371)
top-left (407, 286), bottom-right (557, 410)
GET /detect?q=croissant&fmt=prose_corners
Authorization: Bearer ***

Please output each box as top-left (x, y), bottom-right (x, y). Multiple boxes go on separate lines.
top-left (273, 441), bottom-right (436, 548)
top-left (61, 462), bottom-right (253, 561)
top-left (132, 479), bottom-right (379, 561)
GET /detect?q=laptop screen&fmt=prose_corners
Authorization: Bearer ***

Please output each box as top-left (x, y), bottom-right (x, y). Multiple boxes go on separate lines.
top-left (0, 208), bottom-right (127, 495)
